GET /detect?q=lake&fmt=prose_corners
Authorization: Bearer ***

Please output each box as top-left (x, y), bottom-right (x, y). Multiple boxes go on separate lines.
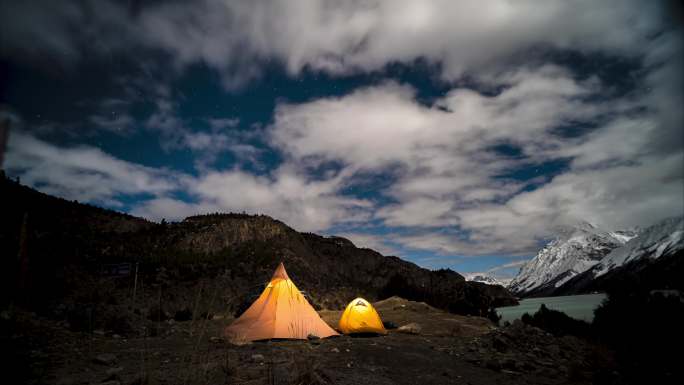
top-left (496, 293), bottom-right (607, 323)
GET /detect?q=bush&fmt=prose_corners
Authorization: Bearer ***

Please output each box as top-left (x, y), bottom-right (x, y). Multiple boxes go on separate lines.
top-left (66, 305), bottom-right (95, 332)
top-left (486, 307), bottom-right (501, 326)
top-left (593, 287), bottom-right (684, 384)
top-left (103, 311), bottom-right (133, 335)
top-left (521, 304), bottom-right (592, 338)
top-left (174, 308), bottom-right (193, 321)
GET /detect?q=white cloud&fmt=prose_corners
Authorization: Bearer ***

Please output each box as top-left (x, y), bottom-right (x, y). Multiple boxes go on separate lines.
top-left (266, 54), bottom-right (682, 255)
top-left (0, 1), bottom-right (667, 88)
top-left (186, 167), bottom-right (372, 231)
top-left (89, 112), bottom-right (136, 134)
top-left (376, 198), bottom-right (454, 227)
top-left (131, 166), bottom-right (372, 232)
top-left (1, 0), bottom-right (681, 261)
top-left (207, 117), bottom-right (240, 130)
top-left (5, 131), bottom-right (179, 206)
top-left (269, 69), bottom-right (593, 222)
top-left (6, 130), bottom-right (371, 232)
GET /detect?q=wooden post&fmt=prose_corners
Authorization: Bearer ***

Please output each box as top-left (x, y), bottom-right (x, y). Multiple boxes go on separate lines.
top-left (0, 117), bottom-right (10, 168)
top-left (16, 212), bottom-right (29, 304)
top-left (132, 262), bottom-right (139, 304)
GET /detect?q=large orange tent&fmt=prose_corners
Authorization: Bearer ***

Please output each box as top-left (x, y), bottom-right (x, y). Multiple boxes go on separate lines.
top-left (224, 262), bottom-right (339, 343)
top-left (338, 297), bottom-right (387, 335)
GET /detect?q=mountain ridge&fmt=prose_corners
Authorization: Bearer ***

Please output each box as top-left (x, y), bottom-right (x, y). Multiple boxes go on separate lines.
top-left (0, 174), bottom-right (516, 325)
top-left (509, 217), bottom-right (683, 297)
top-left (508, 222), bottom-right (634, 296)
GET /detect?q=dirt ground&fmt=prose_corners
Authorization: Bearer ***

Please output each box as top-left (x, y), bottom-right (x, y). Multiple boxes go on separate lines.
top-left (5, 297), bottom-right (611, 385)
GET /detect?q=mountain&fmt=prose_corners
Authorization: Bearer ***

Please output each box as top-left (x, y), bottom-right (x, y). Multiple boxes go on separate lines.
top-left (556, 216), bottom-right (684, 295)
top-left (0, 173), bottom-right (516, 330)
top-left (592, 217), bottom-right (683, 277)
top-left (508, 222), bottom-right (636, 297)
top-left (466, 274), bottom-right (511, 287)
top-left (509, 217), bottom-right (683, 297)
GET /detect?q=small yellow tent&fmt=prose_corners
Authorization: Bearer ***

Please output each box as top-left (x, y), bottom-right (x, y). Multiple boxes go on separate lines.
top-left (224, 262), bottom-right (339, 343)
top-left (338, 297), bottom-right (387, 335)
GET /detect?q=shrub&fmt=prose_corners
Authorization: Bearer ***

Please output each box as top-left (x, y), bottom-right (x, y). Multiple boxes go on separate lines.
top-left (174, 308), bottom-right (193, 321)
top-left (593, 287), bottom-right (684, 384)
top-left (520, 304), bottom-right (592, 338)
top-left (486, 307), bottom-right (501, 326)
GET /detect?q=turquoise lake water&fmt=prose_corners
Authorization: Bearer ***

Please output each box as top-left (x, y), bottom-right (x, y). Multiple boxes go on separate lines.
top-left (495, 293), bottom-right (607, 323)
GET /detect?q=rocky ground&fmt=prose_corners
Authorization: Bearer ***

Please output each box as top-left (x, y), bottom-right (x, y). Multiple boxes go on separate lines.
top-left (4, 297), bottom-right (618, 385)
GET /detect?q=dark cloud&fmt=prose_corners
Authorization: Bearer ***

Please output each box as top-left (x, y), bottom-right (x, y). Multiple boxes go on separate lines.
top-left (1, 0), bottom-right (682, 261)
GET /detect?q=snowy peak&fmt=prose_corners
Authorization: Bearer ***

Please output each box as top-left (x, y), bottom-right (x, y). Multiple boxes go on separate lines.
top-left (509, 217), bottom-right (683, 297)
top-left (466, 274), bottom-right (511, 287)
top-left (608, 231), bottom-right (638, 243)
top-left (592, 217), bottom-right (684, 277)
top-left (508, 222), bottom-right (633, 296)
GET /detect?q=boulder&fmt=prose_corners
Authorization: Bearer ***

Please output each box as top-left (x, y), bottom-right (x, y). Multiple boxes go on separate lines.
top-left (251, 354), bottom-right (264, 363)
top-left (93, 354), bottom-right (117, 366)
top-left (106, 367), bottom-right (123, 376)
top-left (396, 323), bottom-right (421, 335)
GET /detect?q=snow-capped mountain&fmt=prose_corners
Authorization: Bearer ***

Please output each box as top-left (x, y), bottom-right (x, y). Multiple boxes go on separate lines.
top-left (509, 217), bottom-right (684, 297)
top-left (508, 222), bottom-right (637, 296)
top-left (591, 217), bottom-right (683, 278)
top-left (466, 274), bottom-right (511, 287)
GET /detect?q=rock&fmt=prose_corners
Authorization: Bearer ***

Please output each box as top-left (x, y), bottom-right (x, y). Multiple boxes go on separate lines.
top-left (251, 354), bottom-right (264, 363)
top-left (486, 358), bottom-right (502, 371)
top-left (55, 377), bottom-right (78, 385)
top-left (106, 367), bottom-right (123, 376)
top-left (174, 309), bottom-right (193, 321)
top-left (112, 334), bottom-right (121, 339)
top-left (501, 358), bottom-right (518, 371)
top-left (93, 329), bottom-right (106, 336)
top-left (307, 334), bottom-right (321, 344)
top-left (93, 354), bottom-right (117, 366)
top-left (0, 310), bottom-right (12, 321)
top-left (548, 344), bottom-right (560, 356)
top-left (492, 335), bottom-right (509, 352)
top-left (209, 336), bottom-right (221, 343)
top-left (396, 323), bottom-right (421, 335)
top-left (331, 348), bottom-right (340, 353)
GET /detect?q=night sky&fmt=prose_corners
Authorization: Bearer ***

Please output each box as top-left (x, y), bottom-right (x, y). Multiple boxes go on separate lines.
top-left (1, 0), bottom-right (682, 280)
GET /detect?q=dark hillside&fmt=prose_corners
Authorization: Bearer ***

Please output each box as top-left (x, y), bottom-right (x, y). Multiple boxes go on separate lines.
top-left (0, 173), bottom-right (516, 333)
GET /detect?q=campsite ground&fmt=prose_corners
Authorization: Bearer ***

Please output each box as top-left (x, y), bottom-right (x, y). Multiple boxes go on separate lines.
top-left (6, 297), bottom-right (616, 385)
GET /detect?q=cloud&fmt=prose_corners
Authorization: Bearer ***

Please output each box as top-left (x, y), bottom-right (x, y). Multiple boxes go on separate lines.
top-left (132, 166), bottom-right (372, 231)
top-left (207, 118), bottom-right (240, 130)
top-left (181, 129), bottom-right (263, 171)
top-left (5, 131), bottom-right (179, 207)
top-left (5, 129), bottom-right (371, 232)
top-left (267, 55), bottom-right (682, 255)
top-left (486, 260), bottom-right (529, 274)
top-left (139, 84), bottom-right (255, 170)
top-left (89, 112), bottom-right (136, 134)
top-left (2, 0), bottom-right (681, 261)
top-left (0, 1), bottom-right (668, 88)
